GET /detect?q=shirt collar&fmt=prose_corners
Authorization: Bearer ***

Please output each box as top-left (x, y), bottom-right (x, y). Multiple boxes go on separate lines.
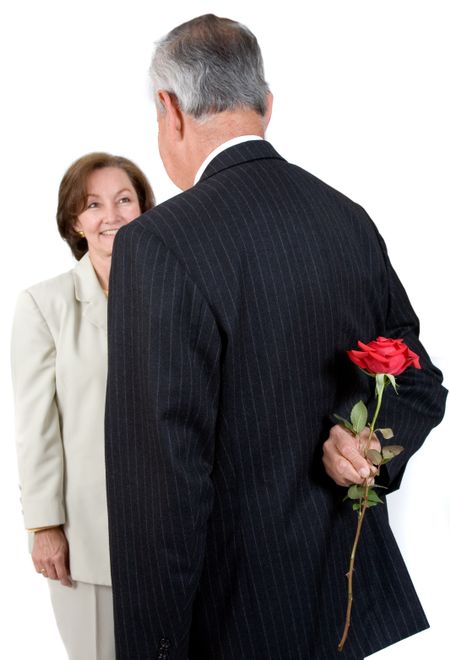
top-left (194, 135), bottom-right (263, 185)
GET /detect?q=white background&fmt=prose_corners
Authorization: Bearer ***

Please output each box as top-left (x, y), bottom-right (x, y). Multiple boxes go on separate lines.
top-left (1, 1), bottom-right (448, 658)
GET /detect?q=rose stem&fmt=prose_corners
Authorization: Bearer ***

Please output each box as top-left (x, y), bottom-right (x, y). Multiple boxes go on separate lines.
top-left (337, 377), bottom-right (386, 652)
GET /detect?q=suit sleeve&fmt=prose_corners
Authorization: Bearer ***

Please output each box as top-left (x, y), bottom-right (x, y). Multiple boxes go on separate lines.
top-left (372, 227), bottom-right (447, 492)
top-left (11, 291), bottom-right (66, 528)
top-left (105, 224), bottom-right (221, 659)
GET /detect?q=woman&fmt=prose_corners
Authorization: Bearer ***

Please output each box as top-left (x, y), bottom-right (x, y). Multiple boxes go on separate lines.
top-left (11, 152), bottom-right (155, 659)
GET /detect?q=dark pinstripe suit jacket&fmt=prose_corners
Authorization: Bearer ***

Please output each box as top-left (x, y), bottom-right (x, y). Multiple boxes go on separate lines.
top-left (105, 140), bottom-right (446, 660)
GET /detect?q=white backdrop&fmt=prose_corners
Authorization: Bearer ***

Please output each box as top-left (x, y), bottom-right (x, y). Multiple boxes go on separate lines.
top-left (1, 1), bottom-right (448, 658)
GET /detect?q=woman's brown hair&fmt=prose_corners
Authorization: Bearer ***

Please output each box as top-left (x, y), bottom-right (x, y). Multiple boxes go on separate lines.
top-left (57, 152), bottom-right (155, 260)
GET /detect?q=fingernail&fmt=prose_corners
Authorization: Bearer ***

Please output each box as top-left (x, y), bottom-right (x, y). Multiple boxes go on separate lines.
top-left (359, 468), bottom-right (370, 478)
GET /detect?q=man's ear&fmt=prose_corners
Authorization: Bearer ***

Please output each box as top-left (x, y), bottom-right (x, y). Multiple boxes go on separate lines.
top-left (263, 92), bottom-right (274, 131)
top-left (157, 90), bottom-right (184, 141)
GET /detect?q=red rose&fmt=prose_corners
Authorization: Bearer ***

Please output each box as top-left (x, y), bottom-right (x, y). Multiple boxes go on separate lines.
top-left (347, 336), bottom-right (421, 376)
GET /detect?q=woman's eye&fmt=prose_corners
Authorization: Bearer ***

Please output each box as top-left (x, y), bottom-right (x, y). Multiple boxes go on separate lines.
top-left (119, 197), bottom-right (131, 204)
top-left (87, 202), bottom-right (98, 209)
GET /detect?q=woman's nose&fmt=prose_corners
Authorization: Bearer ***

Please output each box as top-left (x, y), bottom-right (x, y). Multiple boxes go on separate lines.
top-left (103, 204), bottom-right (120, 223)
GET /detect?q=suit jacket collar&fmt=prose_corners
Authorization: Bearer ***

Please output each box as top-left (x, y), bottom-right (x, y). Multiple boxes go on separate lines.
top-left (72, 253), bottom-right (106, 331)
top-left (199, 139), bottom-right (286, 184)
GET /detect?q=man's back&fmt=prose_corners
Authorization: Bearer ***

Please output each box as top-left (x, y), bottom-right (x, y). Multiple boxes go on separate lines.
top-left (106, 140), bottom-right (445, 659)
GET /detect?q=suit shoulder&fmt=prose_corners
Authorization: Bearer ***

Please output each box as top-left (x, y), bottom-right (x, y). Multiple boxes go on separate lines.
top-left (141, 187), bottom-right (199, 228)
top-left (115, 156), bottom-right (375, 259)
top-left (285, 161), bottom-right (365, 212)
top-left (115, 188), bottom-right (203, 249)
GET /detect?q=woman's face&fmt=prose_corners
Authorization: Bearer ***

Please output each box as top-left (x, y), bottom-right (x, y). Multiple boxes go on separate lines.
top-left (75, 167), bottom-right (141, 260)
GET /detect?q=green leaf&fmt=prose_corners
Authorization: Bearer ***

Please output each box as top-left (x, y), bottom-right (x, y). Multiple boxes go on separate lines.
top-left (352, 493), bottom-right (383, 510)
top-left (333, 413), bottom-right (354, 432)
top-left (347, 484), bottom-right (364, 500)
top-left (350, 401), bottom-right (368, 434)
top-left (367, 488), bottom-right (383, 504)
top-left (375, 373), bottom-right (386, 399)
top-left (367, 449), bottom-right (383, 465)
top-left (385, 373), bottom-right (398, 394)
top-left (382, 445), bottom-right (404, 460)
top-left (376, 428), bottom-right (394, 440)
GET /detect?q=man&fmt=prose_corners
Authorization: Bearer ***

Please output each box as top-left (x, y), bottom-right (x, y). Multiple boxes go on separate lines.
top-left (105, 14), bottom-right (446, 659)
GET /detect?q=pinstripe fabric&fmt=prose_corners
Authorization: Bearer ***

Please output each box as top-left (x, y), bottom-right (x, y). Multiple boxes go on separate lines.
top-left (105, 140), bottom-right (447, 659)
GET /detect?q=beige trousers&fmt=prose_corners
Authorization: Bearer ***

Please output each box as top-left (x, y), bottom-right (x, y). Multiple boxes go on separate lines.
top-left (48, 580), bottom-right (115, 660)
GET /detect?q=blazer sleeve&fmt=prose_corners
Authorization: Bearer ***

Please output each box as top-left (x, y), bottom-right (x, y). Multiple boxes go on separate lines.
top-left (11, 290), bottom-right (66, 529)
top-left (370, 225), bottom-right (447, 492)
top-left (105, 224), bottom-right (221, 659)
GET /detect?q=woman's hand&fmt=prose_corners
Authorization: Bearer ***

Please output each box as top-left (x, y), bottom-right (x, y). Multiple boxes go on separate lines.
top-left (32, 527), bottom-right (73, 587)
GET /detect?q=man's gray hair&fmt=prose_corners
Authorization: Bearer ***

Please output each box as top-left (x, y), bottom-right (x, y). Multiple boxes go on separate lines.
top-left (150, 14), bottom-right (270, 120)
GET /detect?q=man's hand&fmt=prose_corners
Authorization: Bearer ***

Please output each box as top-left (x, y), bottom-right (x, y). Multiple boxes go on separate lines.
top-left (32, 527), bottom-right (72, 587)
top-left (322, 424), bottom-right (381, 487)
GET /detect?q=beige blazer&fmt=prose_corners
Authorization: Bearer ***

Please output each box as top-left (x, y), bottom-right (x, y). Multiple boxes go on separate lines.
top-left (11, 254), bottom-right (111, 586)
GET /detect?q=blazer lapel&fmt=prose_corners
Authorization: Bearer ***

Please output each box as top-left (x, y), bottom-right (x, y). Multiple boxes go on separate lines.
top-left (199, 139), bottom-right (286, 184)
top-left (73, 253), bottom-right (107, 331)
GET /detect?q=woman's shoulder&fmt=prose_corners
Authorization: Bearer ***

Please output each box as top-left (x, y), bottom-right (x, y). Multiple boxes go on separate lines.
top-left (26, 268), bottom-right (74, 294)
top-left (23, 268), bottom-right (74, 298)
top-left (17, 264), bottom-right (77, 320)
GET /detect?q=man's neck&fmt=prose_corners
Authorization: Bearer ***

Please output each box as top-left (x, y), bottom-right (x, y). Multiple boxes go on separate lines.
top-left (194, 135), bottom-right (263, 185)
top-left (181, 108), bottom-right (267, 188)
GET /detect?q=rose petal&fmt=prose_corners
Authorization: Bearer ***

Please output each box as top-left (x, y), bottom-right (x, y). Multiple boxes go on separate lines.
top-left (348, 337), bottom-right (421, 376)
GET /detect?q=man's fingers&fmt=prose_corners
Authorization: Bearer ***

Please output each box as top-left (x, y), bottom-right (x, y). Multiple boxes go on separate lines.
top-left (370, 438), bottom-right (382, 450)
top-left (339, 444), bottom-right (371, 479)
top-left (322, 450), bottom-right (364, 486)
top-left (322, 424), bottom-right (380, 487)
